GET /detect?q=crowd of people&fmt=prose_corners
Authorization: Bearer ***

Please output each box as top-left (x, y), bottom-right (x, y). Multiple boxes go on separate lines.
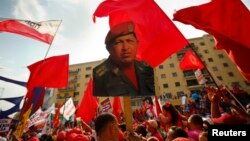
top-left (1, 85), bottom-right (249, 141)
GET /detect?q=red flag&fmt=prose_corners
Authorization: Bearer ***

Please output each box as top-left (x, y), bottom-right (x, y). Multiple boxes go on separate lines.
top-left (0, 18), bottom-right (61, 44)
top-left (173, 0), bottom-right (250, 81)
top-left (179, 49), bottom-right (204, 71)
top-left (53, 104), bottom-right (62, 128)
top-left (112, 97), bottom-right (123, 123)
top-left (27, 54), bottom-right (69, 88)
top-left (76, 78), bottom-right (99, 123)
top-left (93, 0), bottom-right (188, 68)
top-left (154, 96), bottom-right (162, 116)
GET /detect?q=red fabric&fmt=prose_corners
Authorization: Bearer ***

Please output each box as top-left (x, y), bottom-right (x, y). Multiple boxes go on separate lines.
top-left (76, 78), bottom-right (99, 123)
top-left (211, 113), bottom-right (247, 124)
top-left (74, 134), bottom-right (89, 141)
top-left (173, 0), bottom-right (250, 81)
top-left (22, 54), bottom-right (69, 114)
top-left (179, 49), bottom-right (204, 71)
top-left (93, 0), bottom-right (188, 68)
top-left (0, 19), bottom-right (60, 44)
top-left (53, 104), bottom-right (61, 128)
top-left (27, 54), bottom-right (69, 88)
top-left (57, 131), bottom-right (66, 141)
top-left (28, 137), bottom-right (40, 141)
top-left (112, 97), bottom-right (123, 123)
top-left (123, 65), bottom-right (138, 90)
top-left (154, 96), bottom-right (162, 116)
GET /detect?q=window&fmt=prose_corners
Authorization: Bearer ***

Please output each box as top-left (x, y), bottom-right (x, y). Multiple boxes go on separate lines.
top-left (175, 82), bottom-right (180, 87)
top-left (73, 92), bottom-right (79, 97)
top-left (172, 72), bottom-right (177, 77)
top-left (177, 52), bottom-right (185, 60)
top-left (212, 66), bottom-right (218, 71)
top-left (161, 74), bottom-right (166, 78)
top-left (159, 65), bottom-right (164, 69)
top-left (210, 38), bottom-right (214, 42)
top-left (163, 83), bottom-right (169, 88)
top-left (86, 66), bottom-right (92, 70)
top-left (208, 58), bottom-right (213, 62)
top-left (231, 82), bottom-right (240, 87)
top-left (183, 70), bottom-right (194, 77)
top-left (169, 63), bottom-right (175, 68)
top-left (200, 42), bottom-right (205, 46)
top-left (228, 72), bottom-right (234, 77)
top-left (165, 93), bottom-right (172, 99)
top-left (218, 54), bottom-right (224, 59)
top-left (223, 63), bottom-right (229, 67)
top-left (204, 50), bottom-right (209, 53)
top-left (217, 76), bottom-right (223, 81)
top-left (186, 79), bottom-right (199, 86)
top-left (85, 74), bottom-right (90, 78)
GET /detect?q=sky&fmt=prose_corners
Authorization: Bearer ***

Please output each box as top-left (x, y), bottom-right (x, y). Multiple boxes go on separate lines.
top-left (0, 0), bottom-right (250, 110)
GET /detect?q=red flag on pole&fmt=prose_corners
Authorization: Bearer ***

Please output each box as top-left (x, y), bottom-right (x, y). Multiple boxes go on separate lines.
top-left (22, 54), bottom-right (69, 114)
top-left (27, 54), bottom-right (69, 88)
top-left (93, 0), bottom-right (188, 68)
top-left (154, 96), bottom-right (162, 116)
top-left (173, 0), bottom-right (250, 81)
top-left (179, 49), bottom-right (204, 71)
top-left (0, 18), bottom-right (61, 44)
top-left (76, 78), bottom-right (99, 123)
top-left (112, 97), bottom-right (123, 123)
top-left (53, 104), bottom-right (62, 128)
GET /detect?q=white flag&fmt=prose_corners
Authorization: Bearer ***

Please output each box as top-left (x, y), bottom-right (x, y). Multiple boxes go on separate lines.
top-left (60, 97), bottom-right (76, 120)
top-left (0, 18), bottom-right (61, 44)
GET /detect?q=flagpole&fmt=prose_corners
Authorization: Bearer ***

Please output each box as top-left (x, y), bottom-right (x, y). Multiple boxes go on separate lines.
top-left (187, 44), bottom-right (246, 111)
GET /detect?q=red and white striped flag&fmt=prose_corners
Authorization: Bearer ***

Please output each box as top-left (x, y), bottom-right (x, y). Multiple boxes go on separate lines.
top-left (0, 18), bottom-right (61, 44)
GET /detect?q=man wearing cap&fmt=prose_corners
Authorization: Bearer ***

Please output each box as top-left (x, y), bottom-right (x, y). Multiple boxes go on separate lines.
top-left (93, 21), bottom-right (155, 96)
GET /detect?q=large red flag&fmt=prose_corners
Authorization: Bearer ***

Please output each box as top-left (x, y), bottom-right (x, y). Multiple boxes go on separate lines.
top-left (27, 54), bottom-right (69, 88)
top-left (112, 97), bottom-right (123, 123)
top-left (93, 0), bottom-right (188, 68)
top-left (0, 18), bottom-right (61, 44)
top-left (173, 0), bottom-right (250, 81)
top-left (21, 54), bottom-right (68, 114)
top-left (76, 78), bottom-right (99, 123)
top-left (179, 49), bottom-right (204, 71)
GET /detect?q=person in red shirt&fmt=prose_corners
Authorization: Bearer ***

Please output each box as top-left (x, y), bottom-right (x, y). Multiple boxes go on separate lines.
top-left (158, 102), bottom-right (187, 133)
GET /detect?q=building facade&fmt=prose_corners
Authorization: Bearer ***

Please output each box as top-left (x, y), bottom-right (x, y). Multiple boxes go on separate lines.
top-left (51, 35), bottom-right (250, 109)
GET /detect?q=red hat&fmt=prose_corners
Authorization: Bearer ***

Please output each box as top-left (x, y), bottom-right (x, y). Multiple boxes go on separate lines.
top-left (105, 21), bottom-right (135, 46)
top-left (57, 130), bottom-right (66, 141)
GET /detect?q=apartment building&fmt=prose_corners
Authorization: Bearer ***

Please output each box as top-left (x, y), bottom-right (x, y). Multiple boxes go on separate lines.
top-left (51, 35), bottom-right (250, 109)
